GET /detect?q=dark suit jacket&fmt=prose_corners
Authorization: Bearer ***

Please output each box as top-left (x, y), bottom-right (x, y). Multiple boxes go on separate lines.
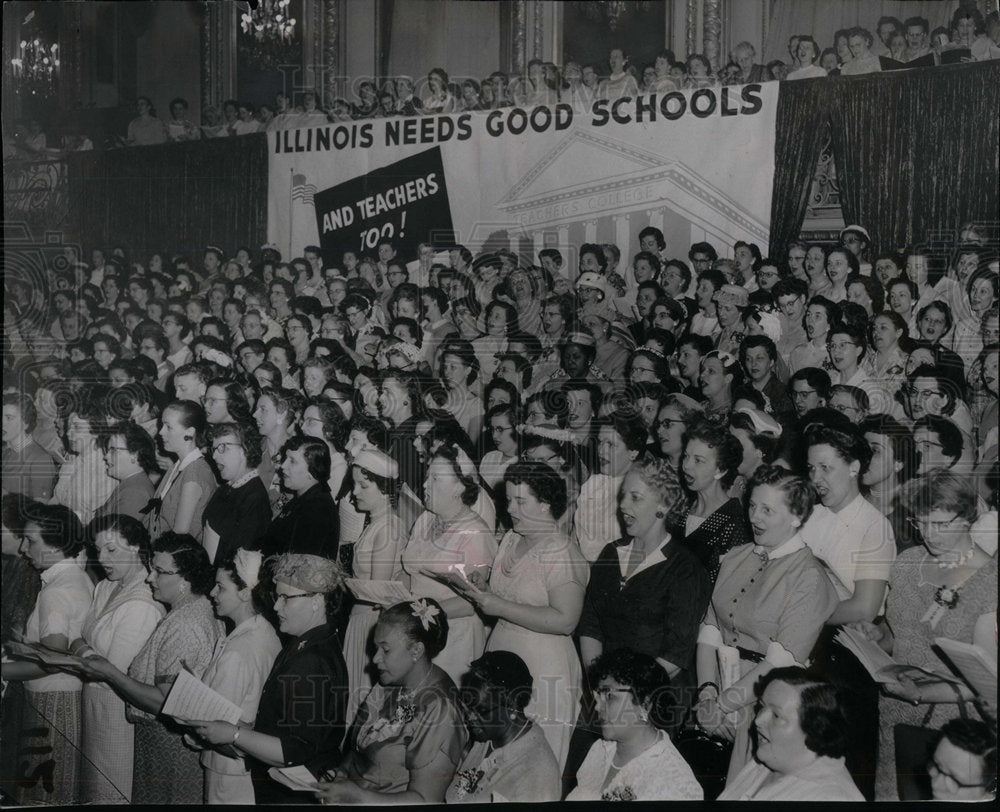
top-left (261, 483), bottom-right (340, 559)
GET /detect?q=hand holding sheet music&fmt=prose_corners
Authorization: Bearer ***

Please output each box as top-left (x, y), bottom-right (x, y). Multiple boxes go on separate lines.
top-left (161, 668), bottom-right (243, 726)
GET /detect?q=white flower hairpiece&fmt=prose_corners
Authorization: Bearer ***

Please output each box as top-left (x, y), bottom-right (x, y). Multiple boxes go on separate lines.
top-left (234, 548), bottom-right (263, 592)
top-left (202, 348), bottom-right (233, 368)
top-left (410, 598), bottom-right (440, 630)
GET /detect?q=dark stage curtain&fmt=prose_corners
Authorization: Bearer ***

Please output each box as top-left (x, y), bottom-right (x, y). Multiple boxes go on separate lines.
top-left (768, 77), bottom-right (832, 261)
top-left (770, 60), bottom-right (1000, 259)
top-left (827, 60), bottom-right (1000, 258)
top-left (66, 133), bottom-right (268, 258)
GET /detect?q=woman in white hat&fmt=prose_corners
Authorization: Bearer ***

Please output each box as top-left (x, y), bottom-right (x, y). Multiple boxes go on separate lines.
top-left (342, 449), bottom-right (407, 725)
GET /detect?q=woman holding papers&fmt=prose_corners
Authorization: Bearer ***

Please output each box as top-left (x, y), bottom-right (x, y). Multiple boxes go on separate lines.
top-left (694, 465), bottom-right (839, 783)
top-left (2, 504), bottom-right (93, 806)
top-left (71, 514), bottom-right (163, 804)
top-left (401, 442), bottom-right (496, 685)
top-left (186, 553), bottom-right (349, 805)
top-left (68, 532), bottom-right (222, 804)
top-left (848, 470), bottom-right (997, 800)
top-left (195, 549), bottom-right (281, 804)
top-left (451, 460), bottom-right (589, 772)
top-left (342, 449), bottom-right (407, 726)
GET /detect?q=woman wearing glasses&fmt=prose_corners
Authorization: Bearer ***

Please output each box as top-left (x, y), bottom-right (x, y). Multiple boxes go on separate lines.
top-left (927, 719), bottom-right (997, 802)
top-left (96, 420), bottom-right (160, 522)
top-left (567, 649), bottom-right (702, 801)
top-left (186, 553), bottom-right (350, 805)
top-left (847, 471), bottom-right (997, 799)
top-left (446, 650), bottom-right (560, 803)
top-left (202, 422), bottom-right (272, 565)
top-left (68, 533), bottom-right (222, 805)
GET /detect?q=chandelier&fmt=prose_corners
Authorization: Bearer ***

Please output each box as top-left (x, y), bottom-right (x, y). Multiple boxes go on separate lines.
top-left (238, 0), bottom-right (298, 70)
top-left (10, 37), bottom-right (60, 99)
top-left (576, 1), bottom-right (656, 31)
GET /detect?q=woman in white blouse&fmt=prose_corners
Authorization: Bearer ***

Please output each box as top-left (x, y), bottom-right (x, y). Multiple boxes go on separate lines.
top-left (568, 649), bottom-right (702, 801)
top-left (2, 505), bottom-right (93, 806)
top-left (70, 514), bottom-right (163, 804)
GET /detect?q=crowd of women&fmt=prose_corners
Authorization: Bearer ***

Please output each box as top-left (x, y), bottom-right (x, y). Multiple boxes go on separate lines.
top-left (2, 199), bottom-right (997, 805)
top-left (101, 7), bottom-right (1000, 148)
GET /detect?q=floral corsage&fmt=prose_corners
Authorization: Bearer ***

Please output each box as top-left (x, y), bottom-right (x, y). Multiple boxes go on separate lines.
top-left (602, 785), bottom-right (637, 801)
top-left (452, 767), bottom-right (486, 799)
top-left (357, 696), bottom-right (416, 748)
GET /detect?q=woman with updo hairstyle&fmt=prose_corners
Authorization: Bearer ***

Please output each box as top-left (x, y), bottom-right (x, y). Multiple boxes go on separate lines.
top-left (54, 395), bottom-right (118, 525)
top-left (568, 649), bottom-right (703, 801)
top-left (450, 460), bottom-right (589, 771)
top-left (67, 532), bottom-right (223, 805)
top-left (342, 449), bottom-right (408, 725)
top-left (699, 349), bottom-right (743, 418)
top-left (437, 338), bottom-right (484, 443)
top-left (858, 414), bottom-right (920, 553)
top-left (474, 299), bottom-right (516, 380)
top-left (718, 667), bottom-right (863, 800)
top-left (202, 421), bottom-right (271, 565)
top-left (148, 399), bottom-right (218, 543)
top-left (188, 553), bottom-right (350, 805)
top-left (301, 397), bottom-right (350, 497)
top-left (695, 465), bottom-right (839, 782)
top-left (676, 415), bottom-right (751, 583)
top-left (315, 598), bottom-right (466, 804)
top-left (864, 310), bottom-right (909, 394)
top-left (402, 441), bottom-right (496, 684)
top-left (69, 514), bottom-right (161, 803)
top-left (2, 504), bottom-right (93, 805)
top-left (192, 549), bottom-right (282, 804)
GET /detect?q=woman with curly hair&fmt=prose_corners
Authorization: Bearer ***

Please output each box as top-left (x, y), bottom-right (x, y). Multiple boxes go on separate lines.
top-left (568, 650), bottom-right (702, 801)
top-left (675, 417), bottom-right (752, 582)
top-left (695, 466), bottom-right (839, 782)
top-left (451, 461), bottom-right (589, 771)
top-left (69, 533), bottom-right (223, 805)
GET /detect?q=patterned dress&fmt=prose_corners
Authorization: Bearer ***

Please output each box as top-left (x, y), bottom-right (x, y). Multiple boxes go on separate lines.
top-left (127, 596), bottom-right (223, 805)
top-left (875, 551), bottom-right (997, 800)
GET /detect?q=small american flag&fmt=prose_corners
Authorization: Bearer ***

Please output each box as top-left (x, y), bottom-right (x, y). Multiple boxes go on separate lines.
top-left (291, 173), bottom-right (316, 205)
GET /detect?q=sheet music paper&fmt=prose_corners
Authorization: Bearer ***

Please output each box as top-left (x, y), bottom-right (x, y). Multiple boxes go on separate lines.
top-left (934, 637), bottom-right (998, 706)
top-left (268, 765), bottom-right (319, 792)
top-left (161, 668), bottom-right (243, 725)
top-left (833, 627), bottom-right (898, 682)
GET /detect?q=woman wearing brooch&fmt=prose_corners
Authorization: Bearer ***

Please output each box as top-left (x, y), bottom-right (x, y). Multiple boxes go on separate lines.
top-left (314, 599), bottom-right (467, 804)
top-left (847, 470), bottom-right (997, 800)
top-left (446, 650), bottom-right (560, 803)
top-left (694, 465), bottom-right (839, 782)
top-left (567, 649), bottom-right (702, 801)
top-left (186, 553), bottom-right (350, 805)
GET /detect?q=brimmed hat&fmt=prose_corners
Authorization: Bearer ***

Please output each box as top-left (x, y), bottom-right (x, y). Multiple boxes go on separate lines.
top-left (563, 330), bottom-right (596, 348)
top-left (712, 284), bottom-right (749, 308)
top-left (839, 225), bottom-right (871, 244)
top-left (575, 272), bottom-right (613, 300)
top-left (353, 448), bottom-right (399, 479)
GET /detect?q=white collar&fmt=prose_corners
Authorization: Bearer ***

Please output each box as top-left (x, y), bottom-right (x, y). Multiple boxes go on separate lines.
top-left (40, 556), bottom-right (82, 585)
top-left (175, 448), bottom-right (203, 472)
top-left (616, 536), bottom-right (670, 581)
top-left (752, 533), bottom-right (805, 561)
top-left (8, 433), bottom-right (33, 453)
top-left (228, 469), bottom-right (259, 489)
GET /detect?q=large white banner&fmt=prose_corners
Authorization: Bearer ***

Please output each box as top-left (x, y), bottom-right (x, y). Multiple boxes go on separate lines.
top-left (267, 82), bottom-right (778, 266)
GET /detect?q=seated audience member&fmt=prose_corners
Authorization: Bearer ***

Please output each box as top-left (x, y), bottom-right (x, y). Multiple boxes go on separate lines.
top-left (446, 651), bottom-right (561, 803)
top-left (927, 719), bottom-right (997, 802)
top-left (717, 668), bottom-right (864, 801)
top-left (567, 650), bottom-right (703, 801)
top-left (314, 598), bottom-right (465, 804)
